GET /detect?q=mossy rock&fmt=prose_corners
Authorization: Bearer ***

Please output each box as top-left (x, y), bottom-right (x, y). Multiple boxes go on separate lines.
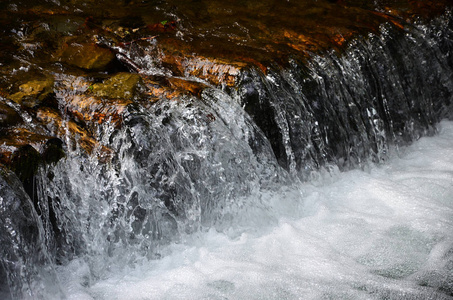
top-left (90, 72), bottom-right (143, 99)
top-left (58, 41), bottom-right (116, 71)
top-left (10, 77), bottom-right (55, 108)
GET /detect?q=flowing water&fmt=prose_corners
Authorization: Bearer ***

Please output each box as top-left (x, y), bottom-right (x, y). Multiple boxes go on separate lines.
top-left (58, 120), bottom-right (453, 300)
top-left (1, 8), bottom-right (453, 300)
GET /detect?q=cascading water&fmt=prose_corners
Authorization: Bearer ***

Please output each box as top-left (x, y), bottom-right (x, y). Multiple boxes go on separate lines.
top-left (236, 16), bottom-right (453, 175)
top-left (1, 8), bottom-right (453, 300)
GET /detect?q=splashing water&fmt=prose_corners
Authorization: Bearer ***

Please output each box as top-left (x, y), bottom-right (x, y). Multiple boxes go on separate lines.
top-left (55, 120), bottom-right (453, 300)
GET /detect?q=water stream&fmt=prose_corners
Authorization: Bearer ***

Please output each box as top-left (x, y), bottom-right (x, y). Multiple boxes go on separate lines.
top-left (59, 120), bottom-right (453, 300)
top-left (1, 9), bottom-right (453, 300)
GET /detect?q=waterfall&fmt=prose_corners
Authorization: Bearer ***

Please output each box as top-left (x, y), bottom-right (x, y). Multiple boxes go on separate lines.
top-left (235, 16), bottom-right (453, 175)
top-left (1, 9), bottom-right (452, 300)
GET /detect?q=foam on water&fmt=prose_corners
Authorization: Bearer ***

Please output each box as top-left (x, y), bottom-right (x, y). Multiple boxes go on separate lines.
top-left (54, 120), bottom-right (453, 299)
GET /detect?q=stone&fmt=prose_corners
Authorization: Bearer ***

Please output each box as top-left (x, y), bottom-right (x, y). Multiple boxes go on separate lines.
top-left (157, 40), bottom-right (248, 87)
top-left (63, 94), bottom-right (132, 129)
top-left (181, 57), bottom-right (245, 87)
top-left (139, 76), bottom-right (208, 103)
top-left (91, 72), bottom-right (143, 99)
top-left (10, 77), bottom-right (54, 108)
top-left (0, 128), bottom-right (64, 183)
top-left (57, 40), bottom-right (115, 71)
top-left (36, 107), bottom-right (113, 160)
top-left (167, 77), bottom-right (207, 97)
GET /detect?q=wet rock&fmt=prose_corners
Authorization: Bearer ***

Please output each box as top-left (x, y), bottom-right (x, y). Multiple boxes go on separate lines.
top-left (139, 76), bottom-right (208, 103)
top-left (167, 77), bottom-right (207, 97)
top-left (143, 79), bottom-right (185, 103)
top-left (0, 128), bottom-right (64, 200)
top-left (0, 128), bottom-right (65, 180)
top-left (0, 128), bottom-right (57, 153)
top-left (9, 144), bottom-right (42, 183)
top-left (158, 42), bottom-right (248, 87)
top-left (10, 77), bottom-right (55, 108)
top-left (0, 101), bottom-right (21, 127)
top-left (91, 72), bottom-right (143, 99)
top-left (182, 57), bottom-right (246, 87)
top-left (36, 107), bottom-right (113, 160)
top-left (57, 39), bottom-right (116, 71)
top-left (63, 94), bottom-right (133, 130)
top-left (42, 138), bottom-right (65, 164)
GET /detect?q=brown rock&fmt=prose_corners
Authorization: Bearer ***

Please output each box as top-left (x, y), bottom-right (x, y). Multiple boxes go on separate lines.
top-left (57, 40), bottom-right (115, 71)
top-left (140, 76), bottom-right (208, 102)
top-left (167, 77), bottom-right (207, 97)
top-left (64, 94), bottom-right (132, 129)
top-left (91, 73), bottom-right (143, 99)
top-left (36, 107), bottom-right (113, 160)
top-left (159, 45), bottom-right (247, 87)
top-left (0, 128), bottom-right (55, 150)
top-left (10, 77), bottom-right (55, 108)
top-left (183, 57), bottom-right (245, 87)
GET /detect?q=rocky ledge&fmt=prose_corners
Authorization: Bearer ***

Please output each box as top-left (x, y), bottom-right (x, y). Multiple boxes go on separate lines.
top-left (0, 0), bottom-right (452, 195)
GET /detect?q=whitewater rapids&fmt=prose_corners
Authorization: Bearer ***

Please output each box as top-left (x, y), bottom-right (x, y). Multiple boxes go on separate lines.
top-left (55, 120), bottom-right (453, 300)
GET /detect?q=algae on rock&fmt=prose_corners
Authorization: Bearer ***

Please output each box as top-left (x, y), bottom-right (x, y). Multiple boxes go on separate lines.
top-left (91, 72), bottom-right (143, 99)
top-left (10, 77), bottom-right (55, 108)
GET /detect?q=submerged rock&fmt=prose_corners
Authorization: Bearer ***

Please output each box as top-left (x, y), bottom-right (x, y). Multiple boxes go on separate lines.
top-left (157, 44), bottom-right (248, 87)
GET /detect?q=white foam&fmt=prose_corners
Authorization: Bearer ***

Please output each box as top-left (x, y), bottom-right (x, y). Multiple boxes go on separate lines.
top-left (58, 121), bottom-right (453, 300)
